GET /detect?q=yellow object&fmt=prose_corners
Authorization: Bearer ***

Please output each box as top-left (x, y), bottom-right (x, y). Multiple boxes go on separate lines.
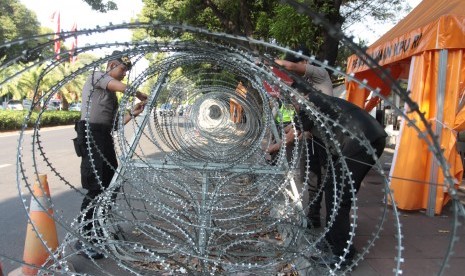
top-left (276, 104), bottom-right (295, 124)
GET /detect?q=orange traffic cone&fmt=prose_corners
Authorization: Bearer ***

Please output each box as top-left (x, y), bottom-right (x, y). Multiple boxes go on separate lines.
top-left (16, 174), bottom-right (59, 275)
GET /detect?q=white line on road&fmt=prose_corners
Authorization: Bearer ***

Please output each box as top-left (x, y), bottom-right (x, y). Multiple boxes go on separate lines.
top-left (0, 125), bottom-right (74, 138)
top-left (0, 164), bottom-right (12, 169)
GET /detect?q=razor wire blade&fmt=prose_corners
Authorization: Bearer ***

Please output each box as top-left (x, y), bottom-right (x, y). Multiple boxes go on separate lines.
top-left (0, 5), bottom-right (464, 276)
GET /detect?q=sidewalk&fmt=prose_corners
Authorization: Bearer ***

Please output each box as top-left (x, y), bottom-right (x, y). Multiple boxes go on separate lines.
top-left (351, 149), bottom-right (465, 276)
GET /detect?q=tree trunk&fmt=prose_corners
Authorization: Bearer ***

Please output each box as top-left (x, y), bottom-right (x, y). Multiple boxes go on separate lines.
top-left (316, 0), bottom-right (344, 66)
top-left (318, 19), bottom-right (343, 66)
top-left (239, 0), bottom-right (254, 37)
top-left (59, 91), bottom-right (69, 110)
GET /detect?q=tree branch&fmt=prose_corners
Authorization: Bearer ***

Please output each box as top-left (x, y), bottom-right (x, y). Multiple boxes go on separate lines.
top-left (203, 0), bottom-right (240, 34)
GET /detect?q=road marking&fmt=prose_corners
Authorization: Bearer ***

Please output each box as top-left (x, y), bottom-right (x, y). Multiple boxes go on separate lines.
top-left (0, 164), bottom-right (12, 169)
top-left (0, 125), bottom-right (74, 138)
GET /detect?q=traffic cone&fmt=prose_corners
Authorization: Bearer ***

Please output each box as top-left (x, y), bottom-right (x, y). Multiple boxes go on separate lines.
top-left (1, 261), bottom-right (4, 276)
top-left (13, 174), bottom-right (59, 275)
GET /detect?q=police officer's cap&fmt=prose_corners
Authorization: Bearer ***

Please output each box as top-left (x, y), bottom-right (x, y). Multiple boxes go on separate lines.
top-left (110, 50), bottom-right (133, 70)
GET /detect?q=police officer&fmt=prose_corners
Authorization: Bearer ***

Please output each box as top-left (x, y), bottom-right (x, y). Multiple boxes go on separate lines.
top-left (74, 51), bottom-right (147, 259)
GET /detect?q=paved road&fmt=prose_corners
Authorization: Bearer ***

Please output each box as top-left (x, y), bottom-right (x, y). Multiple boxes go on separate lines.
top-left (0, 126), bottom-right (82, 274)
top-left (0, 119), bottom-right (176, 274)
top-left (1, 124), bottom-right (464, 275)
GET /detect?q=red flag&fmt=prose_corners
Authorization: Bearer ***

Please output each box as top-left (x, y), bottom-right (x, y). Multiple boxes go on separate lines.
top-left (69, 22), bottom-right (78, 63)
top-left (50, 11), bottom-right (61, 60)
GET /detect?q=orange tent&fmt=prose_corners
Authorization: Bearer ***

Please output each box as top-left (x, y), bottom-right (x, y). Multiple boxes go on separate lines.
top-left (345, 0), bottom-right (465, 215)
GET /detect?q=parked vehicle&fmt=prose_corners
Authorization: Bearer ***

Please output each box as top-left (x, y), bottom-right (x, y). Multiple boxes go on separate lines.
top-left (22, 99), bottom-right (32, 110)
top-left (69, 102), bottom-right (81, 111)
top-left (158, 103), bottom-right (174, 116)
top-left (6, 100), bottom-right (24, 110)
top-left (47, 100), bottom-right (62, 111)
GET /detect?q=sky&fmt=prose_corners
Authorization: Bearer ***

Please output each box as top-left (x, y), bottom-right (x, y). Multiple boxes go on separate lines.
top-left (346, 0), bottom-right (422, 45)
top-left (20, 0), bottom-right (422, 52)
top-left (20, 0), bottom-right (144, 55)
top-left (20, 0), bottom-right (143, 31)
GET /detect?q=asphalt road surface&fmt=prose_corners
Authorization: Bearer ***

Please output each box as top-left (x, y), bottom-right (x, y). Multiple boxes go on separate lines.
top-left (0, 119), bottom-right (176, 274)
top-left (0, 125), bottom-right (82, 274)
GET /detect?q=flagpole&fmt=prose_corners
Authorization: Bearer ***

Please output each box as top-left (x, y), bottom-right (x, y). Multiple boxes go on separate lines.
top-left (50, 11), bottom-right (61, 60)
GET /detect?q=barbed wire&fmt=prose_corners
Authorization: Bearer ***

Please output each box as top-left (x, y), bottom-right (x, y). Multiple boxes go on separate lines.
top-left (1, 2), bottom-right (464, 275)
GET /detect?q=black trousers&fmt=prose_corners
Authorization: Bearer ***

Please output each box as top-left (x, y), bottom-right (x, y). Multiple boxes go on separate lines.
top-left (324, 137), bottom-right (386, 256)
top-left (75, 121), bottom-right (118, 239)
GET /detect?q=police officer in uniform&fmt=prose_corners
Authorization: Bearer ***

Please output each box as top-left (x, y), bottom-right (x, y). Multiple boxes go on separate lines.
top-left (74, 51), bottom-right (147, 259)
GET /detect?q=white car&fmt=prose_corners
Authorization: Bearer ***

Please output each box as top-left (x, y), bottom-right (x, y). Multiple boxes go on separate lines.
top-left (69, 102), bottom-right (81, 111)
top-left (7, 100), bottom-right (24, 110)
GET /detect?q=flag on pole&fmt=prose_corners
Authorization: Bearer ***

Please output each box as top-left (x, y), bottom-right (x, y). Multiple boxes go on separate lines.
top-left (50, 11), bottom-right (61, 60)
top-left (69, 22), bottom-right (78, 63)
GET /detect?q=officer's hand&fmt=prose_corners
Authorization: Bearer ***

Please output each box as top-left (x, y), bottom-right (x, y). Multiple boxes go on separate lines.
top-left (131, 101), bottom-right (146, 117)
top-left (135, 91), bottom-right (148, 101)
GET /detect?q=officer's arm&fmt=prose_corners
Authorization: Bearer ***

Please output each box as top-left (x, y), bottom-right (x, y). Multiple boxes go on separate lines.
top-left (274, 59), bottom-right (306, 76)
top-left (107, 80), bottom-right (148, 101)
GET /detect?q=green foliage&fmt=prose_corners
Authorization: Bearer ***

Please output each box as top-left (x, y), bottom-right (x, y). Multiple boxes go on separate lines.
top-left (49, 62), bottom-right (88, 108)
top-left (81, 0), bottom-right (118, 12)
top-left (1, 53), bottom-right (93, 107)
top-left (0, 62), bottom-right (25, 99)
top-left (336, 39), bottom-right (368, 69)
top-left (138, 0), bottom-right (411, 67)
top-left (0, 110), bottom-right (81, 131)
top-left (0, 0), bottom-right (41, 63)
top-left (268, 4), bottom-right (319, 52)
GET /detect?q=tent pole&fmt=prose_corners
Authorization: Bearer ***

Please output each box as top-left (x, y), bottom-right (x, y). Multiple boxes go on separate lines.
top-left (427, 49), bottom-right (448, 216)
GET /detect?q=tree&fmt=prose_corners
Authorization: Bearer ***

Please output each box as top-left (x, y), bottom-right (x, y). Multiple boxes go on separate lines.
top-left (133, 0), bottom-right (410, 67)
top-left (138, 0), bottom-right (272, 37)
top-left (0, 62), bottom-right (25, 100)
top-left (300, 0), bottom-right (410, 67)
top-left (0, 0), bottom-right (41, 63)
top-left (53, 61), bottom-right (88, 109)
top-left (0, 62), bottom-right (53, 106)
top-left (81, 0), bottom-right (117, 13)
top-left (0, 55), bottom-right (90, 110)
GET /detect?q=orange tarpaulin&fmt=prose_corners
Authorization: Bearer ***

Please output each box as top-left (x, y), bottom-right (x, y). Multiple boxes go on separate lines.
top-left (347, 0), bottom-right (465, 75)
top-left (389, 50), bottom-right (465, 214)
top-left (345, 65), bottom-right (404, 110)
top-left (345, 0), bottom-right (465, 214)
top-left (230, 82), bottom-right (247, 123)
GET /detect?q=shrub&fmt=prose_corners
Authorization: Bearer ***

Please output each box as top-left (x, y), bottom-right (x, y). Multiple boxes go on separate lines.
top-left (0, 110), bottom-right (81, 131)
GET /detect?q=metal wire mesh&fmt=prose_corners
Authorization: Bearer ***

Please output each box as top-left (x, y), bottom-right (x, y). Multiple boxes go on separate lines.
top-left (0, 2), bottom-right (464, 275)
